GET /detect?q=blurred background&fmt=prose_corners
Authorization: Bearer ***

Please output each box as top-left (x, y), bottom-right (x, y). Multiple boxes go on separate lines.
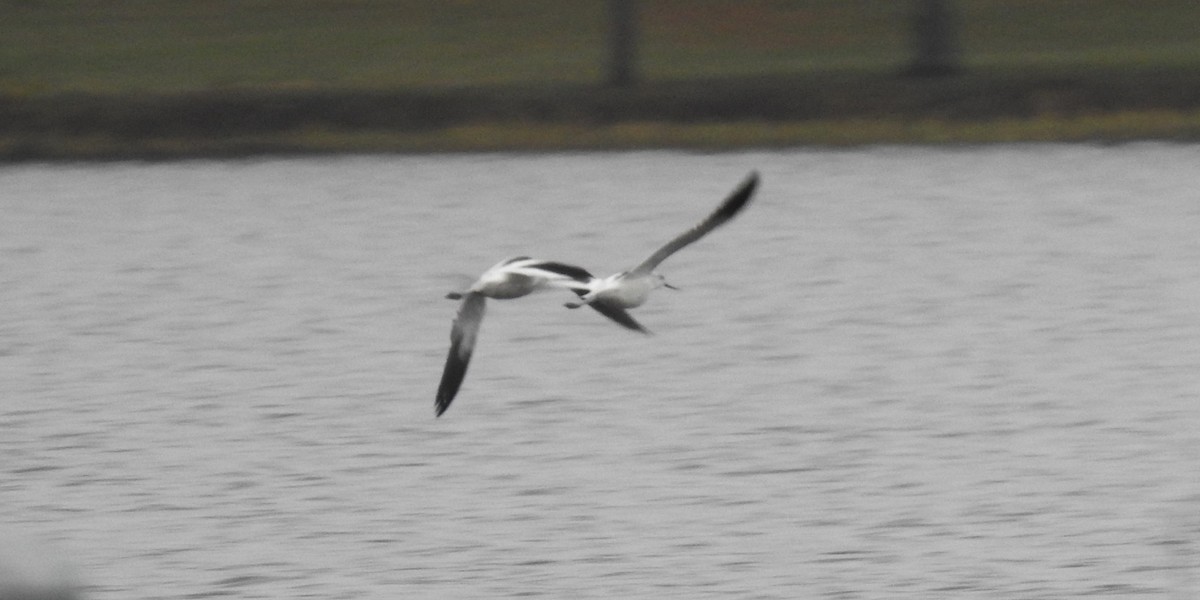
top-left (3, 0), bottom-right (1200, 157)
top-left (5, 0), bottom-right (1200, 90)
top-left (5, 4), bottom-right (1200, 600)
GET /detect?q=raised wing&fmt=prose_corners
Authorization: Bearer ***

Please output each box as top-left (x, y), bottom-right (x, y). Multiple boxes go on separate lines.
top-left (631, 171), bottom-right (759, 275)
top-left (435, 292), bottom-right (487, 417)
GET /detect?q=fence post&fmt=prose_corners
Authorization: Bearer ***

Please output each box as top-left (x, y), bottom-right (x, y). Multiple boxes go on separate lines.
top-left (907, 0), bottom-right (960, 77)
top-left (607, 0), bottom-right (638, 87)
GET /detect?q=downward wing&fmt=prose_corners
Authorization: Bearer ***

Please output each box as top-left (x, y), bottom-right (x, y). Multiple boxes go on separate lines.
top-left (587, 299), bottom-right (651, 335)
top-left (435, 292), bottom-right (487, 417)
top-left (632, 171), bottom-right (759, 275)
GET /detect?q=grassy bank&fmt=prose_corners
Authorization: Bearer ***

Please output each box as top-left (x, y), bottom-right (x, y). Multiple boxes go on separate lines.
top-left (7, 0), bottom-right (1200, 92)
top-left (5, 68), bottom-right (1200, 160)
top-left (15, 111), bottom-right (1197, 161)
top-left (4, 1), bottom-right (1200, 159)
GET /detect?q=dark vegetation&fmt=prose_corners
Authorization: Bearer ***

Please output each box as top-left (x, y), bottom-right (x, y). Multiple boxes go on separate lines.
top-left (4, 0), bottom-right (1200, 159)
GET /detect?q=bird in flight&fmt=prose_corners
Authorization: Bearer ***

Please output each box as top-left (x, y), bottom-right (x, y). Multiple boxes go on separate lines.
top-left (434, 171), bottom-right (759, 417)
top-left (436, 257), bottom-right (596, 417)
top-left (564, 171), bottom-right (760, 334)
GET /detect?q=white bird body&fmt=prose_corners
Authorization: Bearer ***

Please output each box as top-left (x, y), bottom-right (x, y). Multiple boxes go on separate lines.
top-left (565, 171), bottom-right (760, 331)
top-left (467, 256), bottom-right (586, 299)
top-left (576, 271), bottom-right (661, 309)
top-left (437, 256), bottom-right (595, 416)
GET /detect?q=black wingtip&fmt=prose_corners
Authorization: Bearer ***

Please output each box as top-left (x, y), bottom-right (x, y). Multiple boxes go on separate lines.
top-left (435, 335), bottom-right (474, 417)
top-left (434, 367), bottom-right (461, 417)
top-left (435, 384), bottom-right (460, 416)
top-left (528, 260), bottom-right (595, 283)
top-left (718, 171), bottom-right (759, 219)
top-left (586, 301), bottom-right (652, 335)
top-left (735, 170), bottom-right (760, 197)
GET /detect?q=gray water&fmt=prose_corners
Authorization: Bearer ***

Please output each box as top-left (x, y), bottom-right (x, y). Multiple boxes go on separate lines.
top-left (2, 146), bottom-right (1199, 599)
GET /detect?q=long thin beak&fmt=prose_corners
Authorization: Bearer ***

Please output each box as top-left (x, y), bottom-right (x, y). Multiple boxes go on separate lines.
top-left (663, 282), bottom-right (680, 290)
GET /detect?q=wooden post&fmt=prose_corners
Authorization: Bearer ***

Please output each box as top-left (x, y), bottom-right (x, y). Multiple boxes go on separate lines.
top-left (607, 0), bottom-right (637, 87)
top-left (907, 0), bottom-right (960, 77)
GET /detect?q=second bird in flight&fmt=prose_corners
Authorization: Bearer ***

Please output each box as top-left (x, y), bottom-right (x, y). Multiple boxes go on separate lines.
top-left (435, 171), bottom-right (760, 417)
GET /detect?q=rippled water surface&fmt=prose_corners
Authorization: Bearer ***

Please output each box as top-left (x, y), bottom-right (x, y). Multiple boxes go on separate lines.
top-left (3, 146), bottom-right (1200, 599)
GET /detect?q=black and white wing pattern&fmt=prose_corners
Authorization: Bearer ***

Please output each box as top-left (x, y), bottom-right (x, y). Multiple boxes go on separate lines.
top-left (631, 171), bottom-right (759, 275)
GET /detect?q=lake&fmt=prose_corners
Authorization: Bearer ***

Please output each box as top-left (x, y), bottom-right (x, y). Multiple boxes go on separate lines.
top-left (2, 145), bottom-right (1199, 599)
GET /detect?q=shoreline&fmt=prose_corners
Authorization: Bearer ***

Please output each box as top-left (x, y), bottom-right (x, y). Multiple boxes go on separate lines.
top-left (5, 112), bottom-right (1200, 163)
top-left (5, 70), bottom-right (1200, 161)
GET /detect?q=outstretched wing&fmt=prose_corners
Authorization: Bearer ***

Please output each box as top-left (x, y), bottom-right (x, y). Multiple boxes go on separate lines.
top-left (587, 299), bottom-right (651, 335)
top-left (435, 292), bottom-right (487, 417)
top-left (631, 171), bottom-right (759, 275)
top-left (525, 260), bottom-right (595, 284)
